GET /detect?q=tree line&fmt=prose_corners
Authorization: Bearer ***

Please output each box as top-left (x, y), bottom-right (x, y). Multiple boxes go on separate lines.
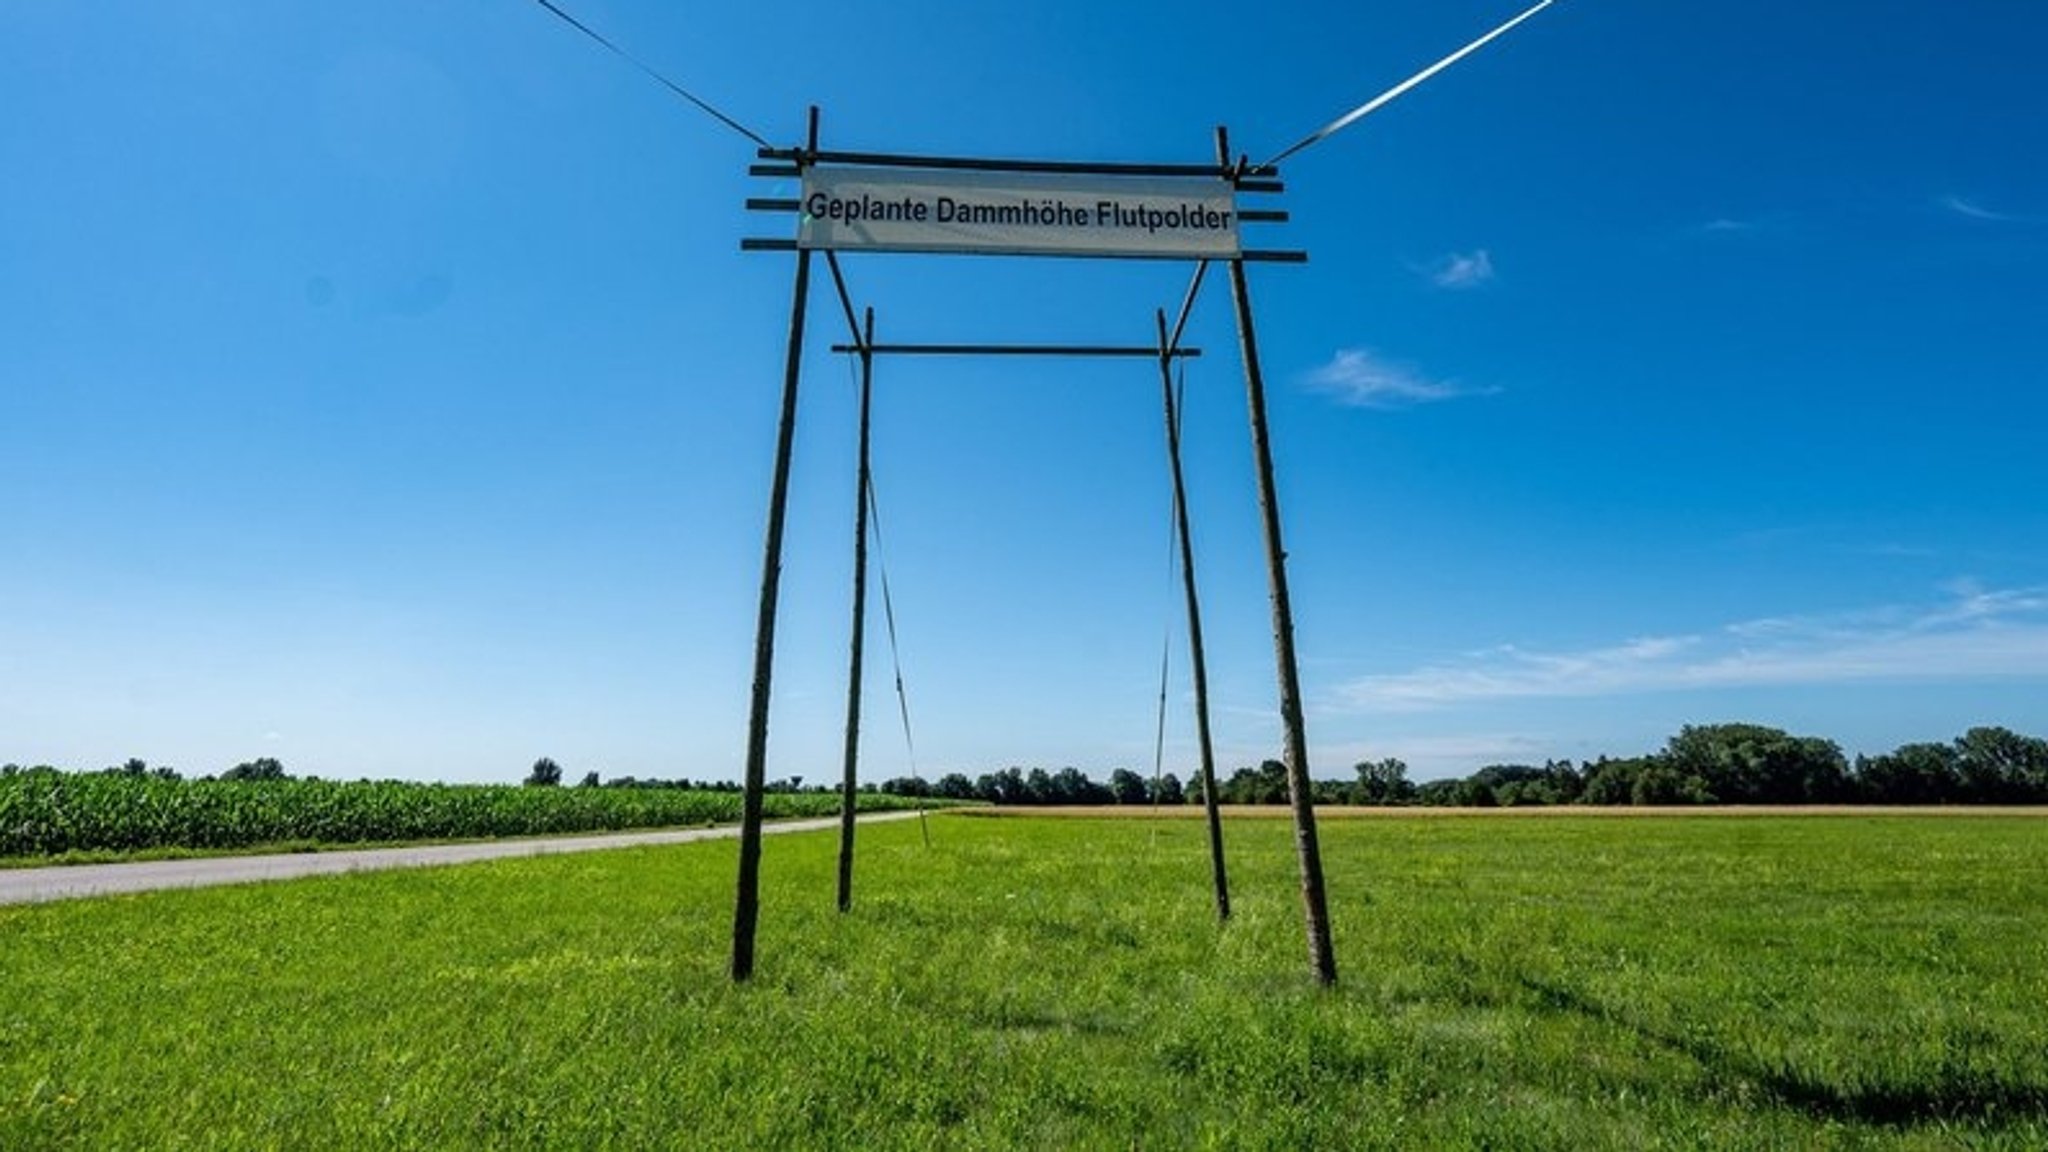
top-left (14, 722), bottom-right (2042, 809)
top-left (877, 724), bottom-right (2048, 807)
top-left (523, 757), bottom-right (824, 794)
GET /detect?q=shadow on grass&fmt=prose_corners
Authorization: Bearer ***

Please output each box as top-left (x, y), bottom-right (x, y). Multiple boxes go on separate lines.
top-left (1516, 975), bottom-right (2048, 1128)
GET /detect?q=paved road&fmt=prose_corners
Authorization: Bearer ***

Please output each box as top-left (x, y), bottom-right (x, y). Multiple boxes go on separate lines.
top-left (0, 810), bottom-right (927, 906)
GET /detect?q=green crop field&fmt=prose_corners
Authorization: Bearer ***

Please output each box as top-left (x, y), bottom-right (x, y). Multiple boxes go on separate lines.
top-left (0, 771), bottom-right (927, 862)
top-left (4, 813), bottom-right (2045, 1148)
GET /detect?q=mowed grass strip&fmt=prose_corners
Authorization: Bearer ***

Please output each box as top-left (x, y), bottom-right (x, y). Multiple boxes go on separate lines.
top-left (2, 814), bottom-right (2045, 1148)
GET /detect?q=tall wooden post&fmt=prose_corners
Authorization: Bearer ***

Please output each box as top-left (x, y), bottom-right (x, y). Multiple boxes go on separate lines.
top-left (733, 107), bottom-right (820, 983)
top-left (1217, 126), bottom-right (1336, 986)
top-left (837, 308), bottom-right (875, 914)
top-left (1156, 309), bottom-right (1231, 923)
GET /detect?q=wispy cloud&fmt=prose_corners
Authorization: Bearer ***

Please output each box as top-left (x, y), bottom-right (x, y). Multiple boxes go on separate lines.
top-left (1306, 349), bottom-right (1496, 409)
top-left (1427, 249), bottom-right (1495, 289)
top-left (1686, 212), bottom-right (1810, 240)
top-left (1926, 577), bottom-right (2048, 624)
top-left (1941, 195), bottom-right (2031, 224)
top-left (1335, 582), bottom-right (2048, 711)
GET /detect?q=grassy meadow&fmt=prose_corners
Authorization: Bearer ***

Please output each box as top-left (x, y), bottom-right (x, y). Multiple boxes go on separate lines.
top-left (3, 812), bottom-right (2045, 1148)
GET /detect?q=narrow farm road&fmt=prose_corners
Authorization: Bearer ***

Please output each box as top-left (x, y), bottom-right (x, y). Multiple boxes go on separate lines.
top-left (0, 810), bottom-right (928, 905)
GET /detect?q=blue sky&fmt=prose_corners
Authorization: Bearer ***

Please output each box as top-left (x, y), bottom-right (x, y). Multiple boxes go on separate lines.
top-left (5, 0), bottom-right (2045, 785)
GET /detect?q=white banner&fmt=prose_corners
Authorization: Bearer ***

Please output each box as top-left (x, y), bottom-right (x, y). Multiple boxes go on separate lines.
top-left (797, 167), bottom-right (1241, 259)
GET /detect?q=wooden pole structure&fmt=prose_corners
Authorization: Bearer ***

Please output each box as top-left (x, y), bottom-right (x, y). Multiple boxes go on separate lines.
top-left (837, 307), bottom-right (875, 914)
top-left (732, 106), bottom-right (820, 983)
top-left (1216, 126), bottom-right (1337, 986)
top-left (1155, 308), bottom-right (1231, 923)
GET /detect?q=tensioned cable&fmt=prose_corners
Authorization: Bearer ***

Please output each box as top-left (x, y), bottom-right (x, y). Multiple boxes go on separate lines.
top-left (531, 0), bottom-right (774, 150)
top-left (1149, 356), bottom-right (1192, 820)
top-left (1256, 0), bottom-right (1557, 171)
top-left (862, 458), bottom-right (920, 786)
top-left (1168, 262), bottom-right (1210, 359)
top-left (840, 351), bottom-right (928, 844)
top-left (867, 469), bottom-right (931, 847)
top-left (1150, 520), bottom-right (1175, 814)
top-left (837, 352), bottom-right (919, 777)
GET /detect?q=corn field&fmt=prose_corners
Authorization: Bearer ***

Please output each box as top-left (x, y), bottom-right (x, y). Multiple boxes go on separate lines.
top-left (0, 770), bottom-right (902, 858)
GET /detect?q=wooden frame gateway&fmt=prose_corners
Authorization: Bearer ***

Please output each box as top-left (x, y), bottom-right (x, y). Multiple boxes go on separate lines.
top-left (732, 108), bottom-right (1335, 986)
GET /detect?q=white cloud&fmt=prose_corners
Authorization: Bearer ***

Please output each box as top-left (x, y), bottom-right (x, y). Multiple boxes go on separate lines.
top-left (1306, 349), bottom-right (1495, 409)
top-left (1428, 249), bottom-right (1495, 289)
top-left (1334, 583), bottom-right (2048, 711)
top-left (1701, 217), bottom-right (1755, 233)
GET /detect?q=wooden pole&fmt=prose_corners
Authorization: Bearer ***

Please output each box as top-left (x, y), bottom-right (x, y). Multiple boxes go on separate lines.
top-left (733, 106), bottom-right (820, 983)
top-left (1216, 126), bottom-right (1337, 986)
top-left (837, 308), bottom-right (875, 914)
top-left (1156, 309), bottom-right (1231, 923)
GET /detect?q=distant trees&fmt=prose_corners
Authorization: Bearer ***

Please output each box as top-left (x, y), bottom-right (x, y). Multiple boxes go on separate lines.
top-left (1853, 727), bottom-right (2048, 805)
top-left (1056, 767), bottom-right (1112, 805)
top-left (879, 776), bottom-right (932, 798)
top-left (1153, 773), bottom-right (1185, 806)
top-left (104, 758), bottom-right (180, 781)
top-left (1953, 726), bottom-right (2048, 802)
top-left (872, 766), bottom-right (1184, 806)
top-left (1853, 742), bottom-right (1957, 805)
top-left (1219, 760), bottom-right (1289, 805)
top-left (1352, 758), bottom-right (1418, 806)
top-left (874, 755), bottom-right (1412, 807)
top-left (867, 723), bottom-right (2048, 809)
top-left (1659, 724), bottom-right (1849, 804)
top-left (982, 768), bottom-right (1027, 805)
top-left (1107, 768), bottom-right (1150, 805)
top-left (28, 722), bottom-right (2039, 810)
top-left (1467, 725), bottom-right (2047, 808)
top-left (222, 757), bottom-right (288, 782)
top-left (1025, 768), bottom-right (1055, 803)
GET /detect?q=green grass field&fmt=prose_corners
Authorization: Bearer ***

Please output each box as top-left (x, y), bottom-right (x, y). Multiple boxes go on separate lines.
top-left (4, 812), bottom-right (2045, 1149)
